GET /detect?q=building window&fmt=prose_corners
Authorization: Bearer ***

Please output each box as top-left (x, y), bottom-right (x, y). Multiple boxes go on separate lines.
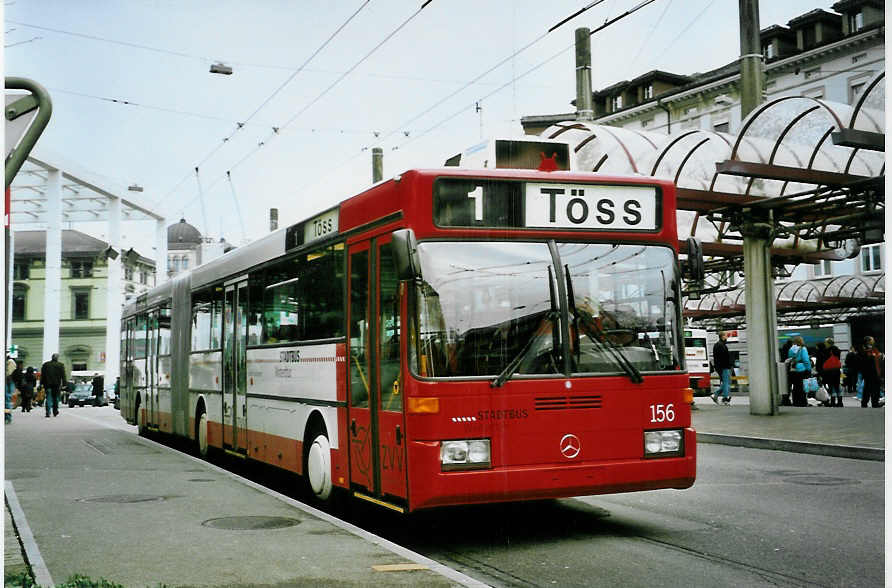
top-left (803, 67), bottom-right (821, 80)
top-left (12, 286), bottom-right (26, 321)
top-left (804, 87), bottom-right (825, 100)
top-left (13, 262), bottom-right (29, 279)
top-left (124, 266), bottom-right (133, 281)
top-left (861, 244), bottom-right (882, 273)
top-left (643, 85), bottom-right (653, 100)
top-left (170, 257), bottom-right (179, 273)
top-left (849, 78), bottom-right (869, 103)
top-left (72, 288), bottom-right (90, 319)
top-left (182, 256), bottom-right (189, 269)
top-left (70, 261), bottom-right (93, 278)
top-left (813, 259), bottom-right (833, 278)
top-left (763, 43), bottom-right (775, 59)
top-left (611, 95), bottom-right (623, 111)
top-left (140, 271), bottom-right (148, 285)
top-left (849, 12), bottom-right (864, 33)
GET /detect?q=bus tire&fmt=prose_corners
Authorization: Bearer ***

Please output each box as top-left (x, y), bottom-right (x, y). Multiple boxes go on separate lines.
top-left (135, 396), bottom-right (147, 436)
top-left (195, 404), bottom-right (209, 458)
top-left (304, 431), bottom-right (333, 503)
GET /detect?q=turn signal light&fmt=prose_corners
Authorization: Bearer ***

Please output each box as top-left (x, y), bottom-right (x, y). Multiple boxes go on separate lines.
top-left (683, 387), bottom-right (694, 404)
top-left (408, 397), bottom-right (440, 414)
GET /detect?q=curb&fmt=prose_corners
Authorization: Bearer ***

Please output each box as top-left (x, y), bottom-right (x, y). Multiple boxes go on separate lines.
top-left (697, 432), bottom-right (885, 461)
top-left (5, 481), bottom-right (54, 587)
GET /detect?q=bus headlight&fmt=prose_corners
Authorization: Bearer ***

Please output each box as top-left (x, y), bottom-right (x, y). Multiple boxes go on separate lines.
top-left (441, 439), bottom-right (491, 471)
top-left (644, 430), bottom-right (683, 458)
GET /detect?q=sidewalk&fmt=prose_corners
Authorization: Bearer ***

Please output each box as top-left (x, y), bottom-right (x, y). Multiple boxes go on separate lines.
top-left (692, 394), bottom-right (885, 460)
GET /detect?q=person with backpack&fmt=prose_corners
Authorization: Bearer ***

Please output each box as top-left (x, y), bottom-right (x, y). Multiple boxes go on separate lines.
top-left (821, 338), bottom-right (843, 407)
top-left (787, 336), bottom-right (811, 407)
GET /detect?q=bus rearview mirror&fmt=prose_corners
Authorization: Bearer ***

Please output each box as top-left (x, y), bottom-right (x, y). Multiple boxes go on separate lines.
top-left (392, 229), bottom-right (420, 280)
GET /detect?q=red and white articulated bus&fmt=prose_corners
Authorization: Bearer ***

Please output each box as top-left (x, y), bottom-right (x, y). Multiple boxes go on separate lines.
top-left (119, 165), bottom-right (697, 513)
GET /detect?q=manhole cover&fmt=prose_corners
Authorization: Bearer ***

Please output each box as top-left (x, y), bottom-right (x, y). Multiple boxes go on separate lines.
top-left (784, 474), bottom-right (858, 486)
top-left (76, 494), bottom-right (167, 504)
top-left (202, 516), bottom-right (301, 530)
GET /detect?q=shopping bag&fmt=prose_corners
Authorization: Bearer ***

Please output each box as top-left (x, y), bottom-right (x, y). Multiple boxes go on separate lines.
top-left (814, 385), bottom-right (829, 403)
top-left (804, 377), bottom-right (819, 395)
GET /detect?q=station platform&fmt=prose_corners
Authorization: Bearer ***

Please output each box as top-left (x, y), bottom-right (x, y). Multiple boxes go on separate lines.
top-left (3, 408), bottom-right (484, 587)
top-left (4, 397), bottom-right (885, 586)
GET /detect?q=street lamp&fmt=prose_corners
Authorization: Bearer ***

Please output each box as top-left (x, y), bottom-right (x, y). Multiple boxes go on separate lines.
top-left (210, 63), bottom-right (233, 75)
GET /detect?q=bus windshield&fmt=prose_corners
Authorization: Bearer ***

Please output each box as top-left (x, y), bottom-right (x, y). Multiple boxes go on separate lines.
top-left (411, 241), bottom-right (682, 379)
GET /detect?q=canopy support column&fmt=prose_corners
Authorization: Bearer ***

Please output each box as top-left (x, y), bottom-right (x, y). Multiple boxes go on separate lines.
top-left (104, 196), bottom-right (122, 385)
top-left (741, 217), bottom-right (779, 415)
top-left (42, 169), bottom-right (62, 363)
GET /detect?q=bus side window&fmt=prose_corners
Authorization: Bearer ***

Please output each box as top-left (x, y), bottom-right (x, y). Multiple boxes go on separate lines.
top-left (379, 243), bottom-right (401, 412)
top-left (349, 249), bottom-right (370, 408)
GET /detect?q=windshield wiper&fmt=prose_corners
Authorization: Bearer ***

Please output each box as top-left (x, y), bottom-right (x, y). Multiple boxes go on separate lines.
top-left (564, 265), bottom-right (643, 384)
top-left (491, 267), bottom-right (560, 388)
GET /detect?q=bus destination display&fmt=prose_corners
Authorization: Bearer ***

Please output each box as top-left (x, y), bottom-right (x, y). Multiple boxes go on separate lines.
top-left (525, 182), bottom-right (657, 230)
top-left (433, 178), bottom-right (659, 231)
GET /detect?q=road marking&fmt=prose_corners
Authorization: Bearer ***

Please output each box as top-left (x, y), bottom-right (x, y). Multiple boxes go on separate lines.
top-left (372, 563), bottom-right (430, 572)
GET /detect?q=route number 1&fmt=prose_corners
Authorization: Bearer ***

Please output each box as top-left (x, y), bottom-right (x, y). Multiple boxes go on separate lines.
top-left (649, 403), bottom-right (675, 423)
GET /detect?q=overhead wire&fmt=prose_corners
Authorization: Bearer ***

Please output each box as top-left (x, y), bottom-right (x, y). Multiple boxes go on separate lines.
top-left (288, 0), bottom-right (613, 198)
top-left (156, 0), bottom-right (373, 208)
top-left (174, 0), bottom-right (437, 216)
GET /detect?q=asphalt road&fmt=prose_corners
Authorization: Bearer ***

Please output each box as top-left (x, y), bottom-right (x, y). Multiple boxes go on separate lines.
top-left (9, 407), bottom-right (884, 587)
top-left (340, 445), bottom-right (885, 587)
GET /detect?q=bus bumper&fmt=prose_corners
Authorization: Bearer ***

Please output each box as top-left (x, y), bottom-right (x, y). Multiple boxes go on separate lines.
top-left (408, 428), bottom-right (696, 511)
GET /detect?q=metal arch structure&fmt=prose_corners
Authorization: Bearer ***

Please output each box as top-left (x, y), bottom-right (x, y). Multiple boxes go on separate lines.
top-left (536, 73), bottom-right (885, 322)
top-left (8, 154), bottom-right (168, 384)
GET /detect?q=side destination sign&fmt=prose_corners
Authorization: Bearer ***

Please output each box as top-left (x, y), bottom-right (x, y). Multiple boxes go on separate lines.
top-left (525, 182), bottom-right (658, 231)
top-left (304, 208), bottom-right (339, 245)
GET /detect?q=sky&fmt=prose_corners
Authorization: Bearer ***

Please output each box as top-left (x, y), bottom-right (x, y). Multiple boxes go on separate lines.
top-left (4, 0), bottom-right (841, 256)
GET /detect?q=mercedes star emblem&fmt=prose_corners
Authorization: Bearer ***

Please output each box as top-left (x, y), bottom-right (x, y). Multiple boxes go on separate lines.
top-left (560, 434), bottom-right (581, 459)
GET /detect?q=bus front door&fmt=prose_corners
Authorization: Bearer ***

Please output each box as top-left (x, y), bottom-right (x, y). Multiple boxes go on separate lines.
top-left (348, 237), bottom-right (408, 506)
top-left (222, 281), bottom-right (248, 454)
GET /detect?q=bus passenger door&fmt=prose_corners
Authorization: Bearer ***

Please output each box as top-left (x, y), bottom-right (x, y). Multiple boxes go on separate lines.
top-left (148, 310), bottom-right (159, 427)
top-left (348, 243), bottom-right (375, 494)
top-left (223, 281), bottom-right (248, 453)
top-left (375, 237), bottom-right (408, 501)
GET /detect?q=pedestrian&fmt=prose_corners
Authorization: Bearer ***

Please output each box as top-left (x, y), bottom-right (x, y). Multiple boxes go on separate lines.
top-left (6, 354), bottom-right (17, 424)
top-left (20, 366), bottom-right (36, 412)
top-left (844, 345), bottom-right (859, 398)
top-left (788, 336), bottom-right (811, 407)
top-left (712, 331), bottom-right (732, 405)
top-left (858, 336), bottom-right (884, 408)
top-left (821, 338), bottom-right (843, 407)
top-left (40, 353), bottom-right (66, 418)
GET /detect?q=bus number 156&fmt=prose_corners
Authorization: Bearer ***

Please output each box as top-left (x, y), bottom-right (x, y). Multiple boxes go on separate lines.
top-left (649, 404), bottom-right (675, 423)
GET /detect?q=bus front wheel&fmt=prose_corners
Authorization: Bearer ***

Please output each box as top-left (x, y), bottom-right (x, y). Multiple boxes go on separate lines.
top-left (305, 433), bottom-right (333, 502)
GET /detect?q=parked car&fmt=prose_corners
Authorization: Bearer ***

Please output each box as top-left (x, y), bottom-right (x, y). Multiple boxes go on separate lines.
top-left (68, 383), bottom-right (107, 407)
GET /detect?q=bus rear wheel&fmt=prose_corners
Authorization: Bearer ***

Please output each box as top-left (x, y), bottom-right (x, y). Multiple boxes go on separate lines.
top-left (305, 433), bottom-right (333, 502)
top-left (196, 408), bottom-right (209, 458)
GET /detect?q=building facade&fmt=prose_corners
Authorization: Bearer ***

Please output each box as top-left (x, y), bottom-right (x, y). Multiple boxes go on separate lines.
top-left (166, 217), bottom-right (234, 278)
top-left (522, 1), bottom-right (884, 138)
top-left (11, 230), bottom-right (156, 373)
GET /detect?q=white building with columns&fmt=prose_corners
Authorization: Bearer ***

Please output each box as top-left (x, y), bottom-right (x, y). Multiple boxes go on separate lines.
top-left (7, 155), bottom-right (167, 383)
